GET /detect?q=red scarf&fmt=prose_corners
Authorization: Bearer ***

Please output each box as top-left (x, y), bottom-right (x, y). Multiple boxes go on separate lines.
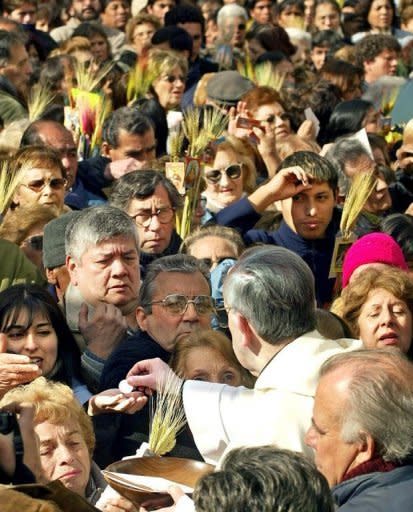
top-left (342, 456), bottom-right (402, 483)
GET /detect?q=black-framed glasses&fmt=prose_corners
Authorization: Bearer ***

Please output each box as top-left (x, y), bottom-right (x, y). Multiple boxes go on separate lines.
top-left (130, 207), bottom-right (175, 227)
top-left (22, 178), bottom-right (67, 192)
top-left (144, 294), bottom-right (215, 315)
top-left (205, 164), bottom-right (242, 184)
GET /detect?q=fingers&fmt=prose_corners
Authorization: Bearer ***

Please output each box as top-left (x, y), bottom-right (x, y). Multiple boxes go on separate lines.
top-left (0, 333), bottom-right (7, 353)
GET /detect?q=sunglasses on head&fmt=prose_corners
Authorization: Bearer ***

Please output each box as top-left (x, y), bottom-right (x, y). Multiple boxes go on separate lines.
top-left (205, 164), bottom-right (242, 184)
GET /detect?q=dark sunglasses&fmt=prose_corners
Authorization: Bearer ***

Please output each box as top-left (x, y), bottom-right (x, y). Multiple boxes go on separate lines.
top-left (22, 178), bottom-right (67, 192)
top-left (205, 164), bottom-right (242, 184)
top-left (24, 235), bottom-right (43, 251)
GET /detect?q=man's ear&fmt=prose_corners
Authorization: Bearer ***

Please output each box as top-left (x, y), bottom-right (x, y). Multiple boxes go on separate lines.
top-left (353, 432), bottom-right (376, 467)
top-left (232, 310), bottom-right (256, 350)
top-left (136, 306), bottom-right (148, 332)
top-left (101, 141), bottom-right (111, 158)
top-left (45, 267), bottom-right (57, 285)
top-left (66, 255), bottom-right (79, 285)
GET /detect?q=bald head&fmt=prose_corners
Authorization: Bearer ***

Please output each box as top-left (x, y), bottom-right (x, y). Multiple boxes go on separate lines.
top-left (21, 120), bottom-right (78, 188)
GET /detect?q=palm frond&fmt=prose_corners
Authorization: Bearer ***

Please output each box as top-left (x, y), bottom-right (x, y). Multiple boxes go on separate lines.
top-left (27, 85), bottom-right (55, 121)
top-left (340, 170), bottom-right (377, 239)
top-left (148, 372), bottom-right (186, 456)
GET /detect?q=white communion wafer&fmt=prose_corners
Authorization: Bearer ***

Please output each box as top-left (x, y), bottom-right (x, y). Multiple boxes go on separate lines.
top-left (119, 379), bottom-right (134, 394)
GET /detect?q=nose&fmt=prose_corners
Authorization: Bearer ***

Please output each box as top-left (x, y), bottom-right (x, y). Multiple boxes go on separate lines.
top-left (23, 333), bottom-right (39, 352)
top-left (111, 258), bottom-right (128, 277)
top-left (147, 213), bottom-right (162, 231)
top-left (219, 171), bottom-right (231, 186)
top-left (182, 301), bottom-right (199, 322)
top-left (275, 114), bottom-right (286, 127)
top-left (380, 308), bottom-right (394, 326)
top-left (57, 444), bottom-right (75, 465)
top-left (305, 199), bottom-right (317, 216)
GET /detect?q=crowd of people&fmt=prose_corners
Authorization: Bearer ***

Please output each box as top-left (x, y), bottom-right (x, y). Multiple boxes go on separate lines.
top-left (0, 0), bottom-right (413, 509)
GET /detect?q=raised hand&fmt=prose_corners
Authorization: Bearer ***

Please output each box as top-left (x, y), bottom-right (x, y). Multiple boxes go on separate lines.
top-left (79, 303), bottom-right (127, 360)
top-left (0, 334), bottom-right (42, 398)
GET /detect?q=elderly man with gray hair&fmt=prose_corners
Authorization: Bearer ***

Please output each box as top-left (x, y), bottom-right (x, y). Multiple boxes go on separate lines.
top-left (125, 245), bottom-right (362, 469)
top-left (305, 349), bottom-right (413, 510)
top-left (64, 205), bottom-right (141, 392)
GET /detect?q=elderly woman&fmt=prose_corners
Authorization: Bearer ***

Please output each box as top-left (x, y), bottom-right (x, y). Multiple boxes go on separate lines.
top-left (170, 329), bottom-right (255, 387)
top-left (201, 136), bottom-right (257, 222)
top-left (125, 13), bottom-right (161, 57)
top-left (146, 49), bottom-right (187, 113)
top-left (0, 377), bottom-right (139, 510)
top-left (336, 267), bottom-right (413, 357)
top-left (180, 225), bottom-right (244, 271)
top-left (9, 146), bottom-right (67, 215)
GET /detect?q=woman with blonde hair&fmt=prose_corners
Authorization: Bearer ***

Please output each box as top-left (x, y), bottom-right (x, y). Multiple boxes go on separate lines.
top-left (146, 49), bottom-right (188, 112)
top-left (0, 378), bottom-right (139, 510)
top-left (8, 146), bottom-right (67, 215)
top-left (202, 135), bottom-right (257, 222)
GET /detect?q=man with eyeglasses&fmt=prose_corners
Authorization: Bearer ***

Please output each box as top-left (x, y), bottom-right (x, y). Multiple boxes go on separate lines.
top-left (110, 170), bottom-right (183, 276)
top-left (50, 0), bottom-right (125, 57)
top-left (96, 254), bottom-right (213, 465)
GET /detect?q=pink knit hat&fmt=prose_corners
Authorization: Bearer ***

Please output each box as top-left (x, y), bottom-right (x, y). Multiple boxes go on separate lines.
top-left (342, 233), bottom-right (408, 288)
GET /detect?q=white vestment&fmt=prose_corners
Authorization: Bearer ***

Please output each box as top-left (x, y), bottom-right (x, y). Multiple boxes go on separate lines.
top-left (183, 330), bottom-right (363, 465)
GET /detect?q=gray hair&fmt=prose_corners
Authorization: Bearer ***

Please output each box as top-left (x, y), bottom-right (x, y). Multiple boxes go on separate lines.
top-left (0, 30), bottom-right (25, 68)
top-left (140, 254), bottom-right (211, 312)
top-left (324, 138), bottom-right (369, 195)
top-left (321, 349), bottom-right (413, 462)
top-left (223, 246), bottom-right (316, 344)
top-left (217, 4), bottom-right (248, 28)
top-left (65, 205), bottom-right (139, 261)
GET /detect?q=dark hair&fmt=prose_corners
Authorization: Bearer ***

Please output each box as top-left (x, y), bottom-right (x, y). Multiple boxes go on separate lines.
top-left (110, 169), bottom-right (183, 211)
top-left (72, 22), bottom-right (111, 58)
top-left (0, 29), bottom-right (25, 66)
top-left (326, 99), bottom-right (373, 141)
top-left (152, 25), bottom-right (193, 56)
top-left (0, 284), bottom-right (82, 386)
top-left (101, 0), bottom-right (130, 9)
top-left (368, 133), bottom-right (390, 166)
top-left (381, 214), bottom-right (413, 263)
top-left (245, 24), bottom-right (296, 57)
top-left (314, 0), bottom-right (340, 14)
top-left (102, 107), bottom-right (154, 147)
top-left (280, 151), bottom-right (338, 190)
top-left (311, 29), bottom-right (343, 50)
top-left (355, 0), bottom-right (396, 32)
top-left (275, 0), bottom-right (305, 16)
top-left (355, 33), bottom-right (401, 67)
top-left (139, 254), bottom-right (211, 312)
top-left (256, 50), bottom-right (289, 66)
top-left (133, 97), bottom-right (168, 156)
top-left (164, 4), bottom-right (204, 31)
top-left (38, 55), bottom-right (75, 94)
top-left (194, 447), bottom-right (334, 512)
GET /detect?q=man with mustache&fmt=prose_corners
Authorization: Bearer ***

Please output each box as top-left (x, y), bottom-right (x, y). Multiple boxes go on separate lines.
top-left (50, 0), bottom-right (125, 57)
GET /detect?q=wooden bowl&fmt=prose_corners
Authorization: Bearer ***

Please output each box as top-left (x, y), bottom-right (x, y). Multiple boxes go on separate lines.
top-left (104, 457), bottom-right (214, 510)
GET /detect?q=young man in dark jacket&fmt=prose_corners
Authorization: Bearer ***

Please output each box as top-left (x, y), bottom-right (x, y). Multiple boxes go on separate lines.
top-left (217, 151), bottom-right (339, 306)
